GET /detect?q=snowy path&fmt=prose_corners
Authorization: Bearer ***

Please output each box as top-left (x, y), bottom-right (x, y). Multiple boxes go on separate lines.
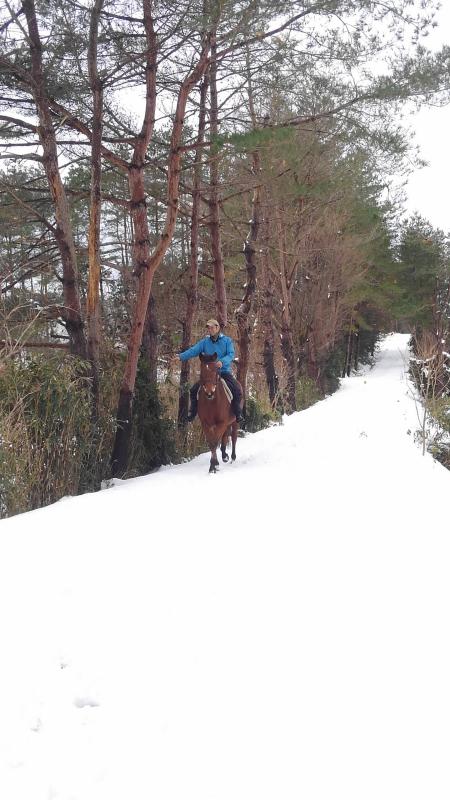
top-left (0, 333), bottom-right (449, 800)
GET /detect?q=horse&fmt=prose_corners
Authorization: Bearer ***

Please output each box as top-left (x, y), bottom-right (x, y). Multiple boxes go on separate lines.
top-left (197, 352), bottom-right (239, 473)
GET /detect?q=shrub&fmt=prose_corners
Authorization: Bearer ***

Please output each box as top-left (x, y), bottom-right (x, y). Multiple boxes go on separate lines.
top-left (127, 357), bottom-right (177, 475)
top-left (245, 395), bottom-right (280, 433)
top-left (295, 376), bottom-right (322, 410)
top-left (426, 398), bottom-right (450, 470)
top-left (0, 356), bottom-right (94, 517)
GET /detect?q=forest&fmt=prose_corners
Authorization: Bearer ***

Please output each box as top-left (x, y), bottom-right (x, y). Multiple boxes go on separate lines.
top-left (0, 0), bottom-right (449, 518)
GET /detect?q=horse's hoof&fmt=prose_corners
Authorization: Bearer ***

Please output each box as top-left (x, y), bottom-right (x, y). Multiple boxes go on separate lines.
top-left (209, 466), bottom-right (218, 473)
top-left (222, 453), bottom-right (229, 462)
top-left (231, 454), bottom-right (236, 461)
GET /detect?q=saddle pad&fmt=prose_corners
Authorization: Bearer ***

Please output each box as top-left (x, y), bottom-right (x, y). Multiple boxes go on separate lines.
top-left (220, 378), bottom-right (233, 403)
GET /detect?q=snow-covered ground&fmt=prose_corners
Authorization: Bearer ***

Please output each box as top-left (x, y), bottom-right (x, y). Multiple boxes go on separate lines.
top-left (0, 333), bottom-right (449, 800)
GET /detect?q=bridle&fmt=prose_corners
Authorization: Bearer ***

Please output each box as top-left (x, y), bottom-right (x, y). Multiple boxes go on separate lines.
top-left (201, 362), bottom-right (220, 400)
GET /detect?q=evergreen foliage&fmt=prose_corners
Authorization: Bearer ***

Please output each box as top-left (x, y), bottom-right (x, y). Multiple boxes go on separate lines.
top-left (128, 358), bottom-right (177, 475)
top-left (0, 356), bottom-right (94, 517)
top-left (244, 396), bottom-right (280, 433)
top-left (395, 216), bottom-right (447, 329)
top-left (295, 377), bottom-right (323, 410)
top-left (427, 398), bottom-right (450, 470)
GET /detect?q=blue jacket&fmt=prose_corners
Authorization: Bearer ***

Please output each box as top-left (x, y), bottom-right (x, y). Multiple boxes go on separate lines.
top-left (179, 333), bottom-right (235, 374)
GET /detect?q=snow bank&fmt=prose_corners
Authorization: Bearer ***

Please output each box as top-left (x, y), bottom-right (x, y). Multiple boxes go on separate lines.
top-left (0, 333), bottom-right (449, 799)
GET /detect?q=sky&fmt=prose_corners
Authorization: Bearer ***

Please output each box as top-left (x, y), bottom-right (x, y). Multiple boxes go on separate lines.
top-left (0, 334), bottom-right (449, 800)
top-left (402, 2), bottom-right (450, 231)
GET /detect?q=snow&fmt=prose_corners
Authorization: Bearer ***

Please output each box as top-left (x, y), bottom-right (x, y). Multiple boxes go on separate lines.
top-left (0, 333), bottom-right (449, 800)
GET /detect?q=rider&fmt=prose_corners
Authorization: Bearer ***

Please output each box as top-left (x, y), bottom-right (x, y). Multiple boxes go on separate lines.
top-left (178, 319), bottom-right (243, 423)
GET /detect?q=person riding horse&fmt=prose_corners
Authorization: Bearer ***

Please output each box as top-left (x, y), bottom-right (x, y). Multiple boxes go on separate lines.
top-left (178, 319), bottom-right (243, 423)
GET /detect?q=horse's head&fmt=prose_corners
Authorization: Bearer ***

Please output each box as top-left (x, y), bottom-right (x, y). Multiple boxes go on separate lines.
top-left (199, 352), bottom-right (220, 399)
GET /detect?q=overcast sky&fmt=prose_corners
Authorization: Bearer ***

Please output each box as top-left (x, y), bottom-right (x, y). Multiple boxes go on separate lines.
top-left (402, 2), bottom-right (450, 232)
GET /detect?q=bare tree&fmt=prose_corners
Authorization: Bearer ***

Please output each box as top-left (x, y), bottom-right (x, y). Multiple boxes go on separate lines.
top-left (21, 0), bottom-right (86, 358)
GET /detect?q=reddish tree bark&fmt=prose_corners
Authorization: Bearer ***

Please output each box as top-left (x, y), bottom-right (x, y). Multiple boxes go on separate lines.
top-left (86, 0), bottom-right (104, 415)
top-left (142, 293), bottom-right (158, 386)
top-left (22, 0), bottom-right (86, 359)
top-left (178, 75), bottom-right (208, 428)
top-left (208, 35), bottom-right (227, 327)
top-left (235, 163), bottom-right (260, 411)
top-left (127, 0), bottom-right (157, 280)
top-left (235, 46), bottom-right (262, 411)
top-left (111, 35), bottom-right (212, 476)
top-left (276, 205), bottom-right (298, 412)
top-left (260, 213), bottom-right (279, 407)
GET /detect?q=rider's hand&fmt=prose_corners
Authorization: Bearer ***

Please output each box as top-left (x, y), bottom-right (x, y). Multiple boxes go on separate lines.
top-left (216, 360), bottom-right (222, 368)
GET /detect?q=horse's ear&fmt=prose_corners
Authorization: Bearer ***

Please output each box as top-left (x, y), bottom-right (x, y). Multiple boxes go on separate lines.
top-left (199, 353), bottom-right (204, 361)
top-left (212, 352), bottom-right (217, 360)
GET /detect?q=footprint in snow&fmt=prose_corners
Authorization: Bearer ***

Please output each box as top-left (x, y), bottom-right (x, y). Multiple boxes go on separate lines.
top-left (74, 696), bottom-right (100, 709)
top-left (30, 717), bottom-right (42, 733)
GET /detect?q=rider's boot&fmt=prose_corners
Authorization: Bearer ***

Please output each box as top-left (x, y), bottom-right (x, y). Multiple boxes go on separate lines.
top-left (232, 399), bottom-right (243, 424)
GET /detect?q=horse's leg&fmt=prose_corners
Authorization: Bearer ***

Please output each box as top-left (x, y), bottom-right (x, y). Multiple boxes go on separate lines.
top-left (221, 428), bottom-right (230, 462)
top-left (230, 421), bottom-right (238, 461)
top-left (209, 445), bottom-right (220, 473)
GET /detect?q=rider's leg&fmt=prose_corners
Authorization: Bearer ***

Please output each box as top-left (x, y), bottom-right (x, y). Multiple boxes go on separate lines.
top-left (221, 373), bottom-right (243, 422)
top-left (187, 382), bottom-right (200, 422)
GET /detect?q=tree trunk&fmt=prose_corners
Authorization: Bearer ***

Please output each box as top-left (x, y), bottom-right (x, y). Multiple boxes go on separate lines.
top-left (208, 35), bottom-right (227, 327)
top-left (235, 47), bottom-right (262, 412)
top-left (86, 0), bottom-right (104, 417)
top-left (111, 0), bottom-right (158, 476)
top-left (236, 164), bottom-right (260, 412)
top-left (276, 206), bottom-right (297, 412)
top-left (23, 0), bottom-right (86, 359)
top-left (260, 213), bottom-right (279, 407)
top-left (142, 293), bottom-right (158, 386)
top-left (353, 322), bottom-right (360, 371)
top-left (178, 76), bottom-right (208, 428)
top-left (280, 323), bottom-right (297, 412)
top-left (305, 332), bottom-right (322, 387)
top-left (111, 36), bottom-right (211, 476)
top-left (343, 316), bottom-right (354, 377)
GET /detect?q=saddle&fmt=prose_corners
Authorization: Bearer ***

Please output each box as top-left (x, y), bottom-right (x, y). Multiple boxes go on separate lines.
top-left (220, 378), bottom-right (233, 403)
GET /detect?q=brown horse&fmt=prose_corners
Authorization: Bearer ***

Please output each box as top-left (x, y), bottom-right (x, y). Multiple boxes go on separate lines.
top-left (197, 352), bottom-right (239, 473)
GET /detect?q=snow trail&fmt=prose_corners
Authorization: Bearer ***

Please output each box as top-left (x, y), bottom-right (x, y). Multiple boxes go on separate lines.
top-left (0, 333), bottom-right (449, 800)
